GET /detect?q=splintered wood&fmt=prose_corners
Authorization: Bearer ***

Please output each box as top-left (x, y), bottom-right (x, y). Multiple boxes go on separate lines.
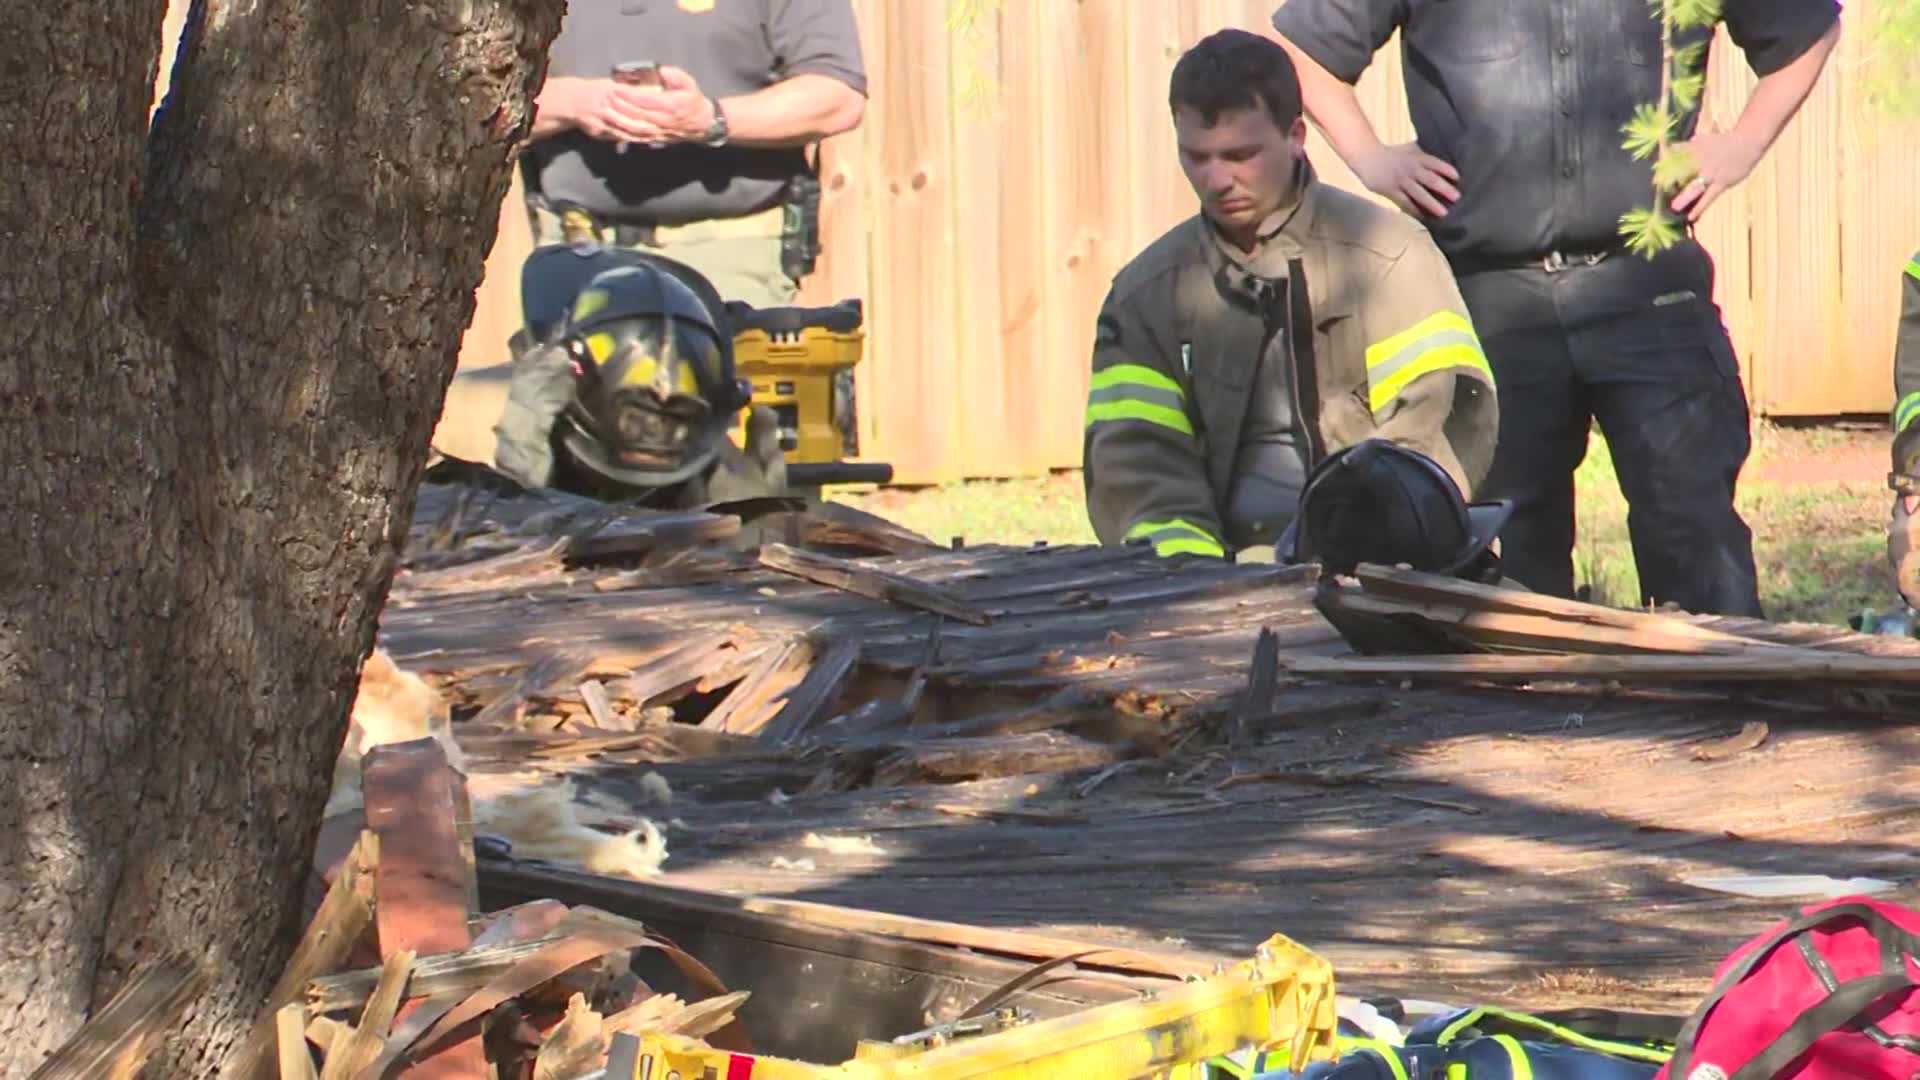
top-left (358, 467), bottom-right (1920, 1020)
top-left (231, 733), bottom-right (753, 1080)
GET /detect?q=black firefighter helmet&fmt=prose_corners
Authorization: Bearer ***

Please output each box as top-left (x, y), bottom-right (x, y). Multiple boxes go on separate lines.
top-left (1280, 438), bottom-right (1514, 581)
top-left (526, 245), bottom-right (746, 491)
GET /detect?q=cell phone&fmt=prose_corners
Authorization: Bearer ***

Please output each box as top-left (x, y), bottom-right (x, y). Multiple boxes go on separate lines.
top-left (612, 60), bottom-right (663, 89)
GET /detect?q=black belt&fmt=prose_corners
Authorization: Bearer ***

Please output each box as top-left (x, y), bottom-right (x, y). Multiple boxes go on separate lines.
top-left (529, 195), bottom-right (666, 246)
top-left (1449, 248), bottom-right (1620, 277)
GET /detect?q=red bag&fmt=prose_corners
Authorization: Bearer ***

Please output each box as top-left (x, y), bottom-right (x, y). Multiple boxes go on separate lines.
top-left (1657, 897), bottom-right (1920, 1080)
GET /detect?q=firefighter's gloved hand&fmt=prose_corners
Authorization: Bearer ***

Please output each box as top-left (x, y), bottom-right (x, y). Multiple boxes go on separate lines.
top-left (1893, 424), bottom-right (1920, 490)
top-left (1892, 492), bottom-right (1920, 611)
top-left (491, 342), bottom-right (576, 490)
top-left (705, 406), bottom-right (789, 504)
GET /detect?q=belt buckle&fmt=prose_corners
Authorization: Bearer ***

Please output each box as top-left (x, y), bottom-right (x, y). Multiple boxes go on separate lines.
top-left (1542, 250), bottom-right (1606, 274)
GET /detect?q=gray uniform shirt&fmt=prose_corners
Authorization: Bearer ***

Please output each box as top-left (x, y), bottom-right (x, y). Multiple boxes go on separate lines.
top-left (525, 0), bottom-right (868, 226)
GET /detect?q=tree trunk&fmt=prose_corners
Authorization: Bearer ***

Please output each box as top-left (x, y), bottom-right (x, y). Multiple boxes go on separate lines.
top-left (0, 1), bottom-right (562, 1074)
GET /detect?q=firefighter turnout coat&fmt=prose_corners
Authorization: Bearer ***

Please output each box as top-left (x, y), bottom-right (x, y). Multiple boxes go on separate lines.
top-left (1893, 251), bottom-right (1920, 472)
top-left (1083, 166), bottom-right (1500, 559)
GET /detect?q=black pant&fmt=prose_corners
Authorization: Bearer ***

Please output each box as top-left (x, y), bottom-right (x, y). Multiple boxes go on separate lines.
top-left (1457, 241), bottom-right (1764, 618)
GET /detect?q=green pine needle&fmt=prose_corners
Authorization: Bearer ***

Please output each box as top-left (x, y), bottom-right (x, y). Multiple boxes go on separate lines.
top-left (1652, 146), bottom-right (1699, 192)
top-left (1670, 0), bottom-right (1722, 29)
top-left (1619, 207), bottom-right (1685, 257)
top-left (1671, 40), bottom-right (1708, 69)
top-left (1671, 70), bottom-right (1707, 112)
top-left (1621, 104), bottom-right (1670, 160)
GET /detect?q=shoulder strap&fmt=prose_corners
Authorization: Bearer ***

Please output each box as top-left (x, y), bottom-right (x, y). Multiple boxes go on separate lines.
top-left (1669, 902), bottom-right (1920, 1080)
top-left (1287, 256), bottom-right (1326, 469)
top-left (1728, 974), bottom-right (1917, 1080)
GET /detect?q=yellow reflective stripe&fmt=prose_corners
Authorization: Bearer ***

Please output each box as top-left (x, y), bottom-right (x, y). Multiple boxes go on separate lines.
top-left (1367, 310), bottom-right (1476, 365)
top-left (1335, 1035), bottom-right (1409, 1080)
top-left (1446, 1065), bottom-right (1467, 1080)
top-left (1085, 399), bottom-right (1195, 435)
top-left (1436, 1006), bottom-right (1672, 1065)
top-left (1125, 518), bottom-right (1226, 559)
top-left (1905, 257), bottom-right (1920, 282)
top-left (1895, 392), bottom-right (1920, 433)
top-left (1086, 364), bottom-right (1194, 435)
top-left (1091, 363), bottom-right (1184, 396)
top-left (1369, 343), bottom-right (1495, 413)
top-left (1155, 536), bottom-right (1226, 557)
top-left (1204, 1055), bottom-right (1251, 1079)
top-left (1494, 1034), bottom-right (1535, 1079)
top-left (1364, 311), bottom-right (1494, 412)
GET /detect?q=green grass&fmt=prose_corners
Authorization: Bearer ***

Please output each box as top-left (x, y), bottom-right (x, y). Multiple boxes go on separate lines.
top-left (833, 423), bottom-right (1898, 627)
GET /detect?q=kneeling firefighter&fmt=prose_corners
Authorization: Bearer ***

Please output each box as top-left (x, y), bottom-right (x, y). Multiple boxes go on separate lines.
top-left (491, 244), bottom-right (785, 506)
top-left (1883, 250), bottom-right (1920, 627)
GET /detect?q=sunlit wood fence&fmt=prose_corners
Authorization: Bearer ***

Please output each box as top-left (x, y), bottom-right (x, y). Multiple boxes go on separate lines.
top-left (152, 0), bottom-right (1920, 485)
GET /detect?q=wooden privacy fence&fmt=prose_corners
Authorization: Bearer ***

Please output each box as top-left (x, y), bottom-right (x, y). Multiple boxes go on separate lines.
top-left (446, 0), bottom-right (1920, 486)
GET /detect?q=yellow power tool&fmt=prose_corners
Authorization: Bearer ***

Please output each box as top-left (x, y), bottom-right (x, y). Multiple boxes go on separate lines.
top-left (726, 298), bottom-right (892, 491)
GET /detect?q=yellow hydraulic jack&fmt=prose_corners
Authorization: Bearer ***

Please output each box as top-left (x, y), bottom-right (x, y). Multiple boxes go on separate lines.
top-left (727, 299), bottom-right (892, 493)
top-left (599, 933), bottom-right (1338, 1079)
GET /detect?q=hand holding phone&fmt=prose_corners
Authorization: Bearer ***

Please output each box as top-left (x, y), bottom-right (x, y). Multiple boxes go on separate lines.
top-left (610, 62), bottom-right (665, 150)
top-left (612, 60), bottom-right (663, 89)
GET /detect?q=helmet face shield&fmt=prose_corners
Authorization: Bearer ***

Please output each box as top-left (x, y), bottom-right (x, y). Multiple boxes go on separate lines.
top-left (549, 260), bottom-right (738, 490)
top-left (577, 317), bottom-right (723, 471)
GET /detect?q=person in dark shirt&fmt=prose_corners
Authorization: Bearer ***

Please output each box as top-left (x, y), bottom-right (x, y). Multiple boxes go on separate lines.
top-left (523, 0), bottom-right (868, 307)
top-left (457, 1), bottom-right (867, 495)
top-left (1269, 0), bottom-right (1841, 617)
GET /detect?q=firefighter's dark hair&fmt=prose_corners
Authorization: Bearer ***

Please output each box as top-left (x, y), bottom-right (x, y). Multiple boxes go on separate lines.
top-left (1169, 28), bottom-right (1304, 131)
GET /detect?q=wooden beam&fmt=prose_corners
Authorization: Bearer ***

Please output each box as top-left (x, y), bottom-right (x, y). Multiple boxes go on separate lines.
top-left (362, 739), bottom-right (490, 1077)
top-left (1350, 564), bottom-right (1778, 648)
top-left (1277, 651), bottom-right (1920, 684)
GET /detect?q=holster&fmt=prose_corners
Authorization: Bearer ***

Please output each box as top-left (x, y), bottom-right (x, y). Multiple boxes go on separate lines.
top-left (780, 167), bottom-right (824, 282)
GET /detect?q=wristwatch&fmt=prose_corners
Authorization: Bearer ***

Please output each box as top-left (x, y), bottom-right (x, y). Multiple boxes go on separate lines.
top-left (701, 97), bottom-right (730, 147)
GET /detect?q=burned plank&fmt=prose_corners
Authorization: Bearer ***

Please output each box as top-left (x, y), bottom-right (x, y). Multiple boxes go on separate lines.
top-left (1278, 651), bottom-right (1920, 685)
top-left (1350, 563), bottom-right (1768, 648)
top-left (759, 542), bottom-right (991, 625)
top-left (700, 636), bottom-right (813, 735)
top-left (563, 508), bottom-right (742, 564)
top-left (469, 648), bottom-right (602, 728)
top-left (870, 731), bottom-right (1137, 787)
top-left (759, 635), bottom-right (863, 744)
top-left (610, 631), bottom-right (741, 706)
top-left (1317, 584), bottom-right (1772, 657)
top-left (1234, 627), bottom-right (1281, 750)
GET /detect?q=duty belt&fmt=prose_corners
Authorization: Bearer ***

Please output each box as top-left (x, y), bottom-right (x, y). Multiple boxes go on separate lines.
top-left (531, 198), bottom-right (784, 249)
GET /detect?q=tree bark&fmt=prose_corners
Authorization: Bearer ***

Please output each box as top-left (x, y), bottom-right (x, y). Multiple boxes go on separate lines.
top-left (0, 1), bottom-right (562, 1074)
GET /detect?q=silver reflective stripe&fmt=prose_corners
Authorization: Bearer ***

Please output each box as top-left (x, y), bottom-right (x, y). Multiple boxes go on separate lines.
top-left (1086, 383), bottom-right (1184, 414)
top-left (1366, 328), bottom-right (1482, 391)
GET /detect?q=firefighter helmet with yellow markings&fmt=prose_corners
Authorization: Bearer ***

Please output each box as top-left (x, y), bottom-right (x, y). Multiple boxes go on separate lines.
top-left (545, 252), bottom-right (742, 489)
